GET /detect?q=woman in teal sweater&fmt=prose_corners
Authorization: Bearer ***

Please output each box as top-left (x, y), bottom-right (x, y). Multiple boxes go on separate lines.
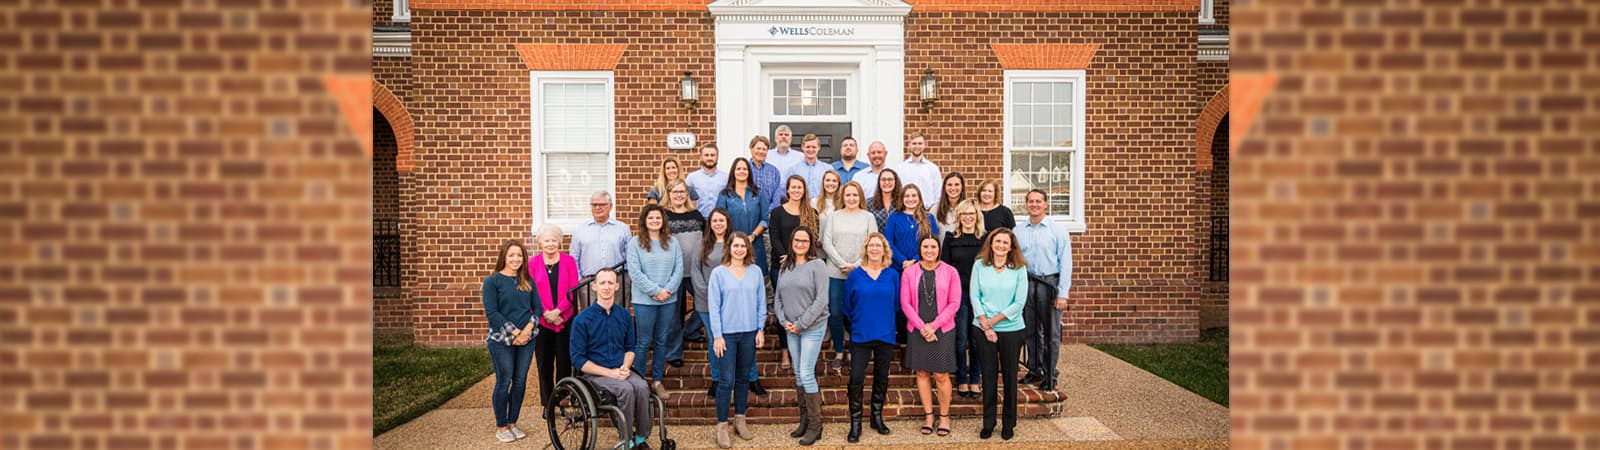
top-left (968, 227), bottom-right (1029, 441)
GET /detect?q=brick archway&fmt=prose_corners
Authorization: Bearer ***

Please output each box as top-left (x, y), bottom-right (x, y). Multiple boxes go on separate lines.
top-left (373, 82), bottom-right (414, 172)
top-left (1196, 84), bottom-right (1228, 170)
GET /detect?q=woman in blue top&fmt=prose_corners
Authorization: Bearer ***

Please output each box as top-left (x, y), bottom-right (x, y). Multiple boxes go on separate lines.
top-left (885, 185), bottom-right (939, 269)
top-left (706, 232), bottom-right (767, 448)
top-left (968, 227), bottom-right (1029, 441)
top-left (714, 157), bottom-right (771, 280)
top-left (625, 205), bottom-right (685, 398)
top-left (841, 232), bottom-right (899, 442)
top-left (481, 239), bottom-right (537, 443)
top-left (883, 184), bottom-right (937, 346)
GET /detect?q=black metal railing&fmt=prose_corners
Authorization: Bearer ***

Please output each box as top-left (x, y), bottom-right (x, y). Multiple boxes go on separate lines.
top-left (1207, 215), bottom-right (1228, 282)
top-left (566, 262), bottom-right (631, 311)
top-left (374, 218), bottom-right (402, 287)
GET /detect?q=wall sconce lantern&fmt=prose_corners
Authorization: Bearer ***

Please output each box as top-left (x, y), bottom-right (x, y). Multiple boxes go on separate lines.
top-left (919, 67), bottom-right (939, 112)
top-left (679, 72), bottom-right (699, 111)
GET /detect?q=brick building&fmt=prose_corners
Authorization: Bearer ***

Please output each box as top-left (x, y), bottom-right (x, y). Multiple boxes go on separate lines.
top-left (371, 0), bottom-right (1232, 347)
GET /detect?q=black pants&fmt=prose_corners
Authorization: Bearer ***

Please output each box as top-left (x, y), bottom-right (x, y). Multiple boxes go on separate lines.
top-left (848, 340), bottom-right (894, 411)
top-left (533, 326), bottom-right (572, 406)
top-left (976, 327), bottom-right (1024, 431)
top-left (1024, 274), bottom-right (1062, 383)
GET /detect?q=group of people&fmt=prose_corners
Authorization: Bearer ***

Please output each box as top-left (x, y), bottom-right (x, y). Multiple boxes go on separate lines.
top-left (481, 128), bottom-right (1075, 448)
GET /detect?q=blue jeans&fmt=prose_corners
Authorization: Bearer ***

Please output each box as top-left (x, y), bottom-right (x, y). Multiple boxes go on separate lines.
top-left (827, 277), bottom-right (850, 355)
top-left (488, 338), bottom-right (536, 427)
top-left (715, 331), bottom-right (757, 422)
top-left (785, 325), bottom-right (826, 393)
top-left (632, 301), bottom-right (677, 381)
top-left (664, 280), bottom-right (691, 361)
top-left (953, 294), bottom-right (981, 385)
top-left (699, 312), bottom-right (759, 383)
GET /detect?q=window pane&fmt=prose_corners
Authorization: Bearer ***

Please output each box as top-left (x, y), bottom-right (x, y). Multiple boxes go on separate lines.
top-left (1054, 81), bottom-right (1072, 103)
top-left (832, 98), bottom-right (846, 115)
top-left (774, 79), bottom-right (787, 96)
top-left (1008, 150), bottom-right (1073, 217)
top-left (773, 97), bottom-right (786, 115)
top-left (545, 153), bottom-right (609, 221)
top-left (772, 77), bottom-right (848, 116)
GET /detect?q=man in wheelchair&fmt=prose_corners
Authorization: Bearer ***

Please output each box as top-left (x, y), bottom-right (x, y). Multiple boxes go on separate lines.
top-left (569, 268), bottom-right (656, 449)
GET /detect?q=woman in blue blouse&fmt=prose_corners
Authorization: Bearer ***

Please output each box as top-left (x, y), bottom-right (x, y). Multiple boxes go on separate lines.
top-left (841, 232), bottom-right (899, 442)
top-left (969, 227), bottom-right (1029, 441)
top-left (706, 232), bottom-right (767, 448)
top-left (885, 185), bottom-right (940, 269)
top-left (714, 157), bottom-right (771, 280)
top-left (625, 205), bottom-right (685, 399)
top-left (481, 239), bottom-right (537, 443)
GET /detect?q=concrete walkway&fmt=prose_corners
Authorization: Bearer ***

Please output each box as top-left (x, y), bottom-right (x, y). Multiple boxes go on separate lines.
top-left (375, 344), bottom-right (1228, 449)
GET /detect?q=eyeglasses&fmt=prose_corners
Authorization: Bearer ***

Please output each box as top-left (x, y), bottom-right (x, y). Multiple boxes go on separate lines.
top-left (591, 203), bottom-right (611, 208)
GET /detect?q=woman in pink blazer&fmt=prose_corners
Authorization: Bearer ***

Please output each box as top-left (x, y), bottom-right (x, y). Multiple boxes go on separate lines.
top-left (531, 224), bottom-right (579, 417)
top-left (900, 234), bottom-right (963, 437)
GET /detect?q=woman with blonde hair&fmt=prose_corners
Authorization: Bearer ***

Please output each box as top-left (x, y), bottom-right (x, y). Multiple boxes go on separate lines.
top-left (647, 158), bottom-right (696, 206)
top-left (940, 199), bottom-right (985, 399)
top-left (530, 225), bottom-right (578, 420)
top-left (841, 232), bottom-right (899, 441)
top-left (820, 181), bottom-right (875, 371)
top-left (813, 170), bottom-right (844, 215)
top-left (975, 179), bottom-right (1015, 233)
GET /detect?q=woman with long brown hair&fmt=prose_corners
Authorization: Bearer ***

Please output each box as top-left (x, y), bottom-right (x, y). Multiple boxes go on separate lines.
top-left (969, 227), bottom-right (1029, 440)
top-left (482, 239), bottom-right (537, 442)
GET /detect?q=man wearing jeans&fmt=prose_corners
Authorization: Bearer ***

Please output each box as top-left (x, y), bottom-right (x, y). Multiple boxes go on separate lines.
top-left (569, 269), bottom-right (654, 449)
top-left (1012, 189), bottom-right (1073, 392)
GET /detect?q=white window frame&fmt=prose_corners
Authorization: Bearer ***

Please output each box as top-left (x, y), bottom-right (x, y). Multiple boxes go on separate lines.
top-left (530, 71), bottom-right (616, 233)
top-left (1198, 0), bottom-right (1215, 24)
top-left (392, 0), bottom-right (410, 23)
top-left (1002, 70), bottom-right (1088, 233)
top-left (766, 70), bottom-right (856, 123)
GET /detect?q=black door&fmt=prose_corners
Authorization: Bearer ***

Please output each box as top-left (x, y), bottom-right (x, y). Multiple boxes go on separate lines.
top-left (769, 122), bottom-right (852, 164)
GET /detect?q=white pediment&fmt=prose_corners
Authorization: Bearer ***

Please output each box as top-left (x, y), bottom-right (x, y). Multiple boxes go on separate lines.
top-left (708, 0), bottom-right (911, 19)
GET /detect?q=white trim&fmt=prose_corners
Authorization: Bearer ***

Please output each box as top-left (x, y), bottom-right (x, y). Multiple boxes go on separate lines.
top-left (1198, 0), bottom-right (1215, 24)
top-left (530, 71), bottom-right (616, 233)
top-left (1002, 70), bottom-right (1088, 233)
top-left (373, 30), bottom-right (410, 58)
top-left (712, 1), bottom-right (909, 171)
top-left (392, 0), bottom-right (411, 23)
top-left (1198, 32), bottom-right (1229, 61)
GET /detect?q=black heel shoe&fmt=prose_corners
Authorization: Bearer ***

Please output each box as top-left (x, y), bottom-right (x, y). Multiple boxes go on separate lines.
top-left (919, 413), bottom-right (934, 435)
top-left (936, 414), bottom-right (951, 437)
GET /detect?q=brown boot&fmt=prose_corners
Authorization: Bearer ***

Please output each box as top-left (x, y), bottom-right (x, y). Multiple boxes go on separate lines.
top-left (789, 395), bottom-right (809, 438)
top-left (799, 393), bottom-right (824, 445)
top-left (714, 422), bottom-right (731, 448)
top-left (732, 414), bottom-right (754, 440)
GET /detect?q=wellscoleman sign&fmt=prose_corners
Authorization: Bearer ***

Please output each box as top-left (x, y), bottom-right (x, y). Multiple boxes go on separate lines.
top-left (768, 26), bottom-right (856, 37)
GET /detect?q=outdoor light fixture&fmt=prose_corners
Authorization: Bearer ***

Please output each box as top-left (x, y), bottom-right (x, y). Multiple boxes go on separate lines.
top-left (679, 72), bottom-right (699, 111)
top-left (919, 67), bottom-right (939, 111)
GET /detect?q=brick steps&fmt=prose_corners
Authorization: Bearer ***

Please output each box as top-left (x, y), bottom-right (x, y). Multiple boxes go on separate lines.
top-left (637, 340), bottom-right (1063, 425)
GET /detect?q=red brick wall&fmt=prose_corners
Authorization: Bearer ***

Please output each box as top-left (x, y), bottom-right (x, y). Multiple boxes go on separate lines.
top-left (905, 11), bottom-right (1202, 343)
top-left (1198, 59), bottom-right (1229, 328)
top-left (1, 1), bottom-right (374, 448)
top-left (408, 9), bottom-right (715, 346)
top-left (402, 8), bottom-right (1206, 345)
top-left (1230, 0), bottom-right (1600, 448)
top-left (374, 0), bottom-right (399, 27)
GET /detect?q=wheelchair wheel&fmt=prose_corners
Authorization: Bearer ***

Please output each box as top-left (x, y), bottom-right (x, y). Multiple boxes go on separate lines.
top-left (546, 379), bottom-right (598, 450)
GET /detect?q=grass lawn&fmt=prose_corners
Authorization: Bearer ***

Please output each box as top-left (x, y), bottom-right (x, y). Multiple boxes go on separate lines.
top-left (373, 333), bottom-right (492, 435)
top-left (1088, 327), bottom-right (1228, 406)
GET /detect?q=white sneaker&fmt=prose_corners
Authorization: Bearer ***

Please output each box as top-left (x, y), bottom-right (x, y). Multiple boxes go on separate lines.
top-left (510, 426), bottom-right (528, 440)
top-left (495, 429), bottom-right (516, 443)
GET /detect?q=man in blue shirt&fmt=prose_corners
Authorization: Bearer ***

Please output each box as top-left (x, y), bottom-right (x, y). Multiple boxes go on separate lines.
top-left (686, 143), bottom-right (727, 218)
top-left (571, 192), bottom-right (631, 276)
top-left (1012, 189), bottom-right (1073, 393)
top-left (568, 269), bottom-right (654, 447)
top-left (767, 125), bottom-right (804, 175)
top-left (784, 133), bottom-right (837, 198)
top-left (746, 136), bottom-right (784, 210)
top-left (830, 136), bottom-right (869, 183)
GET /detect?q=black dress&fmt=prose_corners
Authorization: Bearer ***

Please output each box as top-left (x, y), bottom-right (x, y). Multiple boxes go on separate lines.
top-left (907, 268), bottom-right (956, 373)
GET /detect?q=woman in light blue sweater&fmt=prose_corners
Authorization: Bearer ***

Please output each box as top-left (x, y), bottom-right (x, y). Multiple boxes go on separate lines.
top-left (706, 232), bottom-right (767, 446)
top-left (968, 227), bottom-right (1029, 441)
top-left (626, 205), bottom-right (685, 397)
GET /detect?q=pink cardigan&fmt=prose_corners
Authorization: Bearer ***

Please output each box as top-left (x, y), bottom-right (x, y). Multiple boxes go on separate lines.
top-left (530, 253), bottom-right (579, 333)
top-left (899, 262), bottom-right (963, 333)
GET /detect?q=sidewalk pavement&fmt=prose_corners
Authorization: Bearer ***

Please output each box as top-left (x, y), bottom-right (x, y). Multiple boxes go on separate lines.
top-left (375, 344), bottom-right (1229, 449)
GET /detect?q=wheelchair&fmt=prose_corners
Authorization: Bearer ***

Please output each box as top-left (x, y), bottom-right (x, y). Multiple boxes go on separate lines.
top-left (544, 376), bottom-right (675, 450)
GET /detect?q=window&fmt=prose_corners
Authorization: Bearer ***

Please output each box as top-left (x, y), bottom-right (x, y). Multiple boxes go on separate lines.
top-left (772, 77), bottom-right (849, 118)
top-left (1003, 70), bottom-right (1087, 232)
top-left (532, 71), bottom-right (614, 229)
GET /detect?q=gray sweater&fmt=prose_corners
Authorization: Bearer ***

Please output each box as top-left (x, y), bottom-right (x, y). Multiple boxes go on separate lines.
top-left (774, 258), bottom-right (830, 331)
top-left (820, 209), bottom-right (876, 279)
top-left (688, 241), bottom-right (724, 312)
